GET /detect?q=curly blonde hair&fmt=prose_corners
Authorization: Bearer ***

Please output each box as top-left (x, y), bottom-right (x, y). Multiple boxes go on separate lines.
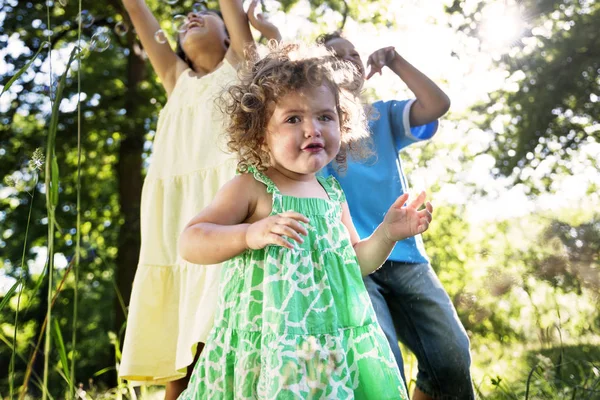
top-left (219, 42), bottom-right (372, 172)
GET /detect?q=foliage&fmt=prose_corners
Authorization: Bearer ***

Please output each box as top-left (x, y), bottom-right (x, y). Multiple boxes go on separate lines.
top-left (0, 0), bottom-right (598, 398)
top-left (446, 0), bottom-right (600, 185)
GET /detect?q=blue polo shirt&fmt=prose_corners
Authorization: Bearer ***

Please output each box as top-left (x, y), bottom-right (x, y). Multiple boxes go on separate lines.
top-left (324, 99), bottom-right (438, 264)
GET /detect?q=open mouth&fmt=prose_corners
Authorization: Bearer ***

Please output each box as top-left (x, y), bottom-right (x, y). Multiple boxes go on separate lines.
top-left (303, 143), bottom-right (325, 151)
top-left (186, 19), bottom-right (205, 31)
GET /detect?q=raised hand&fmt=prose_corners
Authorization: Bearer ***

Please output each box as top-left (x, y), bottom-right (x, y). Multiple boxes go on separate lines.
top-left (382, 192), bottom-right (433, 242)
top-left (366, 46), bottom-right (397, 79)
top-left (246, 211), bottom-right (309, 250)
top-left (247, 0), bottom-right (282, 41)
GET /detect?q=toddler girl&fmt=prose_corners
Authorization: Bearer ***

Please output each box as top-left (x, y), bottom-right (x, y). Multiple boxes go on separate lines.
top-left (178, 43), bottom-right (432, 399)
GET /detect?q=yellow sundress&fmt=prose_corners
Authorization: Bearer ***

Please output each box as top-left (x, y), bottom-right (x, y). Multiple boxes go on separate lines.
top-left (119, 60), bottom-right (238, 384)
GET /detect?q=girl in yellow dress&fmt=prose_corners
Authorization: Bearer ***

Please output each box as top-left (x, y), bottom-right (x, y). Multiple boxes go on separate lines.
top-left (117, 0), bottom-right (280, 397)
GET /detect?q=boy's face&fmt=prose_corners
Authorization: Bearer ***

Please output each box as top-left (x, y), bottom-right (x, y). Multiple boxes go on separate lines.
top-left (325, 38), bottom-right (365, 80)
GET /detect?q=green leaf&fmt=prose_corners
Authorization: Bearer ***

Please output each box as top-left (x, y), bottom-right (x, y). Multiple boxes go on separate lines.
top-left (0, 280), bottom-right (19, 311)
top-left (50, 156), bottom-right (59, 207)
top-left (93, 366), bottom-right (116, 377)
top-left (52, 320), bottom-right (71, 385)
top-left (0, 42), bottom-right (49, 96)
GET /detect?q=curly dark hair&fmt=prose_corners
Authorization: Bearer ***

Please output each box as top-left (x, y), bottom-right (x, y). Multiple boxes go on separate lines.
top-left (219, 42), bottom-right (372, 173)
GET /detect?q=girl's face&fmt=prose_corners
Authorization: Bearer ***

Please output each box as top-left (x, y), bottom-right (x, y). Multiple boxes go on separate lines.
top-left (265, 84), bottom-right (341, 179)
top-left (178, 11), bottom-right (229, 59)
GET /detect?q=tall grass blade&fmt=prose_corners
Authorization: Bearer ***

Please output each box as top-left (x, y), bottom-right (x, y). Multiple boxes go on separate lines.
top-left (20, 259), bottom-right (74, 400)
top-left (11, 172), bottom-right (39, 400)
top-left (0, 281), bottom-right (19, 311)
top-left (0, 42), bottom-right (49, 96)
top-left (52, 320), bottom-right (71, 385)
top-left (41, 45), bottom-right (78, 400)
top-left (0, 332), bottom-right (49, 398)
top-left (93, 366), bottom-right (116, 377)
top-left (70, 0), bottom-right (84, 395)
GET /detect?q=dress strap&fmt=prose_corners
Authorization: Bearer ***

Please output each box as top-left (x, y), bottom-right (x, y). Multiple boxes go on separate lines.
top-left (247, 166), bottom-right (280, 195)
top-left (247, 166), bottom-right (284, 214)
top-left (317, 175), bottom-right (346, 203)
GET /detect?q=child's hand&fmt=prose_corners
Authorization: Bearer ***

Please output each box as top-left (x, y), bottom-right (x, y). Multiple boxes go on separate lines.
top-left (247, 0), bottom-right (281, 41)
top-left (366, 46), bottom-right (397, 79)
top-left (246, 211), bottom-right (309, 250)
top-left (382, 192), bottom-right (433, 242)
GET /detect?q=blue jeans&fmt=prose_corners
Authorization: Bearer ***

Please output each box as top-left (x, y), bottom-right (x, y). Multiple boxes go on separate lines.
top-left (364, 261), bottom-right (475, 400)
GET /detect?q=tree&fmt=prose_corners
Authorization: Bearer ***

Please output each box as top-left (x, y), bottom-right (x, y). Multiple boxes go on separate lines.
top-left (1, 0), bottom-right (162, 393)
top-left (446, 0), bottom-right (599, 185)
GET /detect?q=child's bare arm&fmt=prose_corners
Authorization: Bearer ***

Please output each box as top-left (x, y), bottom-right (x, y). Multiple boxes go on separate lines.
top-left (219, 0), bottom-right (255, 64)
top-left (247, 0), bottom-right (282, 42)
top-left (179, 175), bottom-right (253, 264)
top-left (121, 0), bottom-right (186, 96)
top-left (367, 47), bottom-right (451, 126)
top-left (342, 193), bottom-right (433, 276)
top-left (341, 202), bottom-right (393, 276)
top-left (179, 175), bottom-right (309, 265)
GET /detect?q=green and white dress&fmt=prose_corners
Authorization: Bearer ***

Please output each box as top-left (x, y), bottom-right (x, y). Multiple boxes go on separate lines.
top-left (179, 168), bottom-right (408, 400)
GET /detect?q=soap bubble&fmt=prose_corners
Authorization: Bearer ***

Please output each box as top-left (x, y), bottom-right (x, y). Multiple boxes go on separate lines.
top-left (114, 21), bottom-right (129, 36)
top-left (154, 29), bottom-right (168, 44)
top-left (173, 15), bottom-right (188, 33)
top-left (58, 0), bottom-right (67, 6)
top-left (165, 0), bottom-right (178, 4)
top-left (90, 28), bottom-right (111, 52)
top-left (76, 10), bottom-right (95, 28)
top-left (193, 2), bottom-right (207, 13)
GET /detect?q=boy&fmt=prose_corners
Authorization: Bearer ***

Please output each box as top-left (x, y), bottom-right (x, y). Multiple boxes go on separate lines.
top-left (320, 32), bottom-right (475, 400)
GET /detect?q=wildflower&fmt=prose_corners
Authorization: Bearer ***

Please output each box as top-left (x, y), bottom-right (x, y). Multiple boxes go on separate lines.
top-left (29, 148), bottom-right (45, 171)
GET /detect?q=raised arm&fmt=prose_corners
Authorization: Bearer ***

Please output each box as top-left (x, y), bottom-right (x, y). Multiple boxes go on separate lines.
top-left (367, 47), bottom-right (451, 126)
top-left (122, 0), bottom-right (187, 95)
top-left (342, 193), bottom-right (433, 276)
top-left (219, 0), bottom-right (255, 64)
top-left (247, 0), bottom-right (282, 42)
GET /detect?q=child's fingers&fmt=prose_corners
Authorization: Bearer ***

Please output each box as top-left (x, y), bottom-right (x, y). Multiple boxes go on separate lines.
top-left (425, 201), bottom-right (433, 214)
top-left (390, 193), bottom-right (409, 209)
top-left (271, 224), bottom-right (304, 243)
top-left (366, 66), bottom-right (379, 80)
top-left (273, 217), bottom-right (308, 238)
top-left (385, 47), bottom-right (396, 61)
top-left (418, 218), bottom-right (430, 234)
top-left (280, 211), bottom-right (310, 224)
top-left (418, 208), bottom-right (433, 224)
top-left (366, 58), bottom-right (375, 78)
top-left (275, 215), bottom-right (309, 237)
top-left (248, 0), bottom-right (258, 16)
top-left (375, 50), bottom-right (388, 68)
top-left (366, 68), bottom-right (377, 80)
top-left (408, 191), bottom-right (427, 209)
top-left (267, 233), bottom-right (294, 249)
